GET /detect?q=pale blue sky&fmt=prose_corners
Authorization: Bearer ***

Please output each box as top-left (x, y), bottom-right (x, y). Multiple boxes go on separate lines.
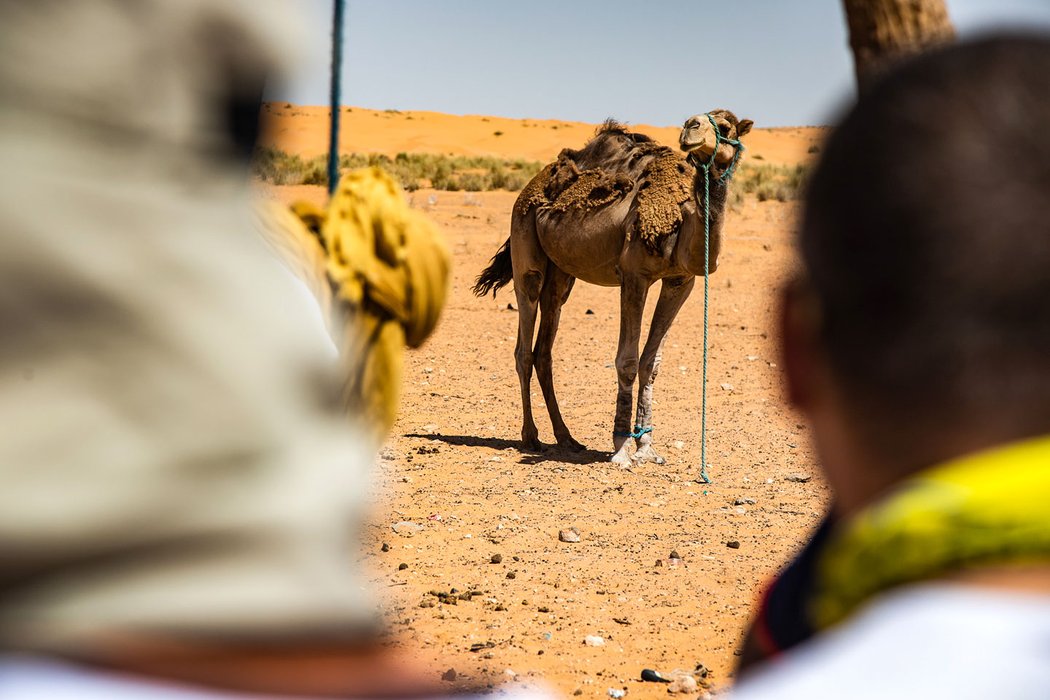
top-left (267, 0), bottom-right (1050, 127)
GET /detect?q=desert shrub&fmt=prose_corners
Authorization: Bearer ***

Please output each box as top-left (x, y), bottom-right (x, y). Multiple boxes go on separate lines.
top-left (252, 147), bottom-right (544, 192)
top-left (734, 162), bottom-right (809, 201)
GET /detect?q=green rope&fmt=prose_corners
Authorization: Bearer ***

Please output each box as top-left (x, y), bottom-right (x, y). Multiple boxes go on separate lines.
top-left (690, 114), bottom-right (743, 484)
top-left (614, 426), bottom-right (653, 439)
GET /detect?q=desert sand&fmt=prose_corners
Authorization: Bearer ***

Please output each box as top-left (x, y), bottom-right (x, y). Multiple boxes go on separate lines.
top-left (258, 105), bottom-right (829, 698)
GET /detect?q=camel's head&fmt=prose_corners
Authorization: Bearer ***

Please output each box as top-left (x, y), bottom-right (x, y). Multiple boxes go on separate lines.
top-left (679, 110), bottom-right (753, 172)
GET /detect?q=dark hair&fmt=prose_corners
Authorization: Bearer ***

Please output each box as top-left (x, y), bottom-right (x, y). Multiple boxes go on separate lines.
top-left (801, 35), bottom-right (1050, 451)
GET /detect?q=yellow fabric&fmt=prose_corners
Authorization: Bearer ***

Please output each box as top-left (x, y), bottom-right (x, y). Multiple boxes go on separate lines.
top-left (812, 434), bottom-right (1050, 629)
top-left (257, 167), bottom-right (450, 440)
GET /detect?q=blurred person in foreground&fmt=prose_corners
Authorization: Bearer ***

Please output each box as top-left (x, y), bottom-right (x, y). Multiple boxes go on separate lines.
top-left (731, 35), bottom-right (1050, 699)
top-left (0, 2), bottom-right (542, 698)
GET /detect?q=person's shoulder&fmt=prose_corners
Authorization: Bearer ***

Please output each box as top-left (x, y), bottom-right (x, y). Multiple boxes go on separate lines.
top-left (729, 584), bottom-right (1050, 700)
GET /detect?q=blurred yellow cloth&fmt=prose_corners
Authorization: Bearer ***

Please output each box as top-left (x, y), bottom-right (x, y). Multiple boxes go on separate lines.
top-left (257, 167), bottom-right (450, 441)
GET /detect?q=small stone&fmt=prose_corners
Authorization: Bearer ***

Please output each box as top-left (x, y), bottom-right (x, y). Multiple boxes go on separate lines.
top-left (392, 521), bottom-right (424, 536)
top-left (506, 302), bottom-right (516, 311)
top-left (667, 674), bottom-right (698, 694)
top-left (381, 542), bottom-right (390, 552)
top-left (727, 540), bottom-right (741, 549)
top-left (641, 669), bottom-right (670, 683)
top-left (538, 606), bottom-right (551, 613)
top-left (504, 669), bottom-right (518, 679)
top-left (441, 668), bottom-right (457, 681)
top-left (574, 690), bottom-right (584, 696)
top-left (398, 562), bottom-right (408, 570)
top-left (491, 553), bottom-right (503, 564)
top-left (668, 550), bottom-right (681, 560)
top-left (506, 572), bottom-right (516, 579)
top-left (586, 309), bottom-right (595, 315)
top-left (488, 456), bottom-right (503, 462)
top-left (419, 598), bottom-right (436, 608)
top-left (734, 497), bottom-right (756, 505)
top-left (584, 635), bottom-right (605, 647)
top-left (607, 689), bottom-right (626, 699)
top-left (559, 527), bottom-right (581, 543)
top-left (673, 440), bottom-right (685, 450)
top-left (720, 382), bottom-right (734, 391)
top-left (785, 473), bottom-right (812, 483)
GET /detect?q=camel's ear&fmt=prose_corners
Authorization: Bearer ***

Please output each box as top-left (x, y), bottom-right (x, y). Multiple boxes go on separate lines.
top-left (736, 119), bottom-right (754, 138)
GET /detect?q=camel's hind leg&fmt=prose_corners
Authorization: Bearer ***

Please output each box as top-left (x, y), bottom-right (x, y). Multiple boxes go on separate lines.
top-left (632, 276), bottom-right (695, 465)
top-left (510, 212), bottom-right (547, 451)
top-left (534, 264), bottom-right (582, 451)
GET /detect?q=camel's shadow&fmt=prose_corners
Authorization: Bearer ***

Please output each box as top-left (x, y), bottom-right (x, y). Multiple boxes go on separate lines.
top-left (401, 433), bottom-right (609, 466)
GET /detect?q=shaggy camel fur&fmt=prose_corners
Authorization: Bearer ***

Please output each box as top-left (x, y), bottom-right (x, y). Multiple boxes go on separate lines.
top-left (474, 111), bottom-right (751, 465)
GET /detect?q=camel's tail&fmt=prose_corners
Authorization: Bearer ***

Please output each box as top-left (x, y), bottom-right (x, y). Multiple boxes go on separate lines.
top-left (472, 238), bottom-right (513, 297)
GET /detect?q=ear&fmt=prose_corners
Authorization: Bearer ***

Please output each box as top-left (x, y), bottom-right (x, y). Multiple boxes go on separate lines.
top-left (736, 119), bottom-right (754, 138)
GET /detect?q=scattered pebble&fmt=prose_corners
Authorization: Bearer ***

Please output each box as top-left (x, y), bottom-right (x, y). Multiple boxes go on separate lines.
top-left (538, 606), bottom-right (551, 613)
top-left (584, 635), bottom-right (606, 647)
top-left (640, 669), bottom-right (670, 683)
top-left (585, 309), bottom-right (595, 315)
top-left (421, 423), bottom-right (438, 434)
top-left (727, 540), bottom-right (741, 549)
top-left (392, 521), bottom-right (424, 536)
top-left (441, 668), bottom-right (457, 681)
top-left (559, 527), bottom-right (581, 543)
top-left (607, 689), bottom-right (626, 699)
top-left (488, 456), bottom-right (503, 462)
top-left (398, 563), bottom-right (408, 570)
top-left (613, 617), bottom-right (631, 625)
top-left (673, 440), bottom-right (685, 450)
top-left (504, 669), bottom-right (518, 679)
top-left (381, 542), bottom-right (390, 552)
top-left (785, 473), bottom-right (812, 483)
top-left (506, 572), bottom-right (516, 579)
top-left (720, 382), bottom-right (734, 391)
top-left (734, 497), bottom-right (756, 505)
top-left (490, 553), bottom-right (503, 564)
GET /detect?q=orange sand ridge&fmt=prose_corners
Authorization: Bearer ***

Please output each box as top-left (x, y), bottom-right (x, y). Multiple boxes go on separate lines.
top-left (259, 104), bottom-right (827, 168)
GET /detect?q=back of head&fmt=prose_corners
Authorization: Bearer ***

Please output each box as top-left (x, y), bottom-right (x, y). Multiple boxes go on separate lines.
top-left (802, 35), bottom-right (1050, 465)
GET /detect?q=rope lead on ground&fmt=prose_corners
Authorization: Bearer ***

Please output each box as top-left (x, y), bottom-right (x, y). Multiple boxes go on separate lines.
top-left (694, 114), bottom-right (743, 484)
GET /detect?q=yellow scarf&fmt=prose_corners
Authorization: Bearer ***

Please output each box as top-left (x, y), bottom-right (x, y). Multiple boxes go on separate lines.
top-left (812, 434), bottom-right (1050, 629)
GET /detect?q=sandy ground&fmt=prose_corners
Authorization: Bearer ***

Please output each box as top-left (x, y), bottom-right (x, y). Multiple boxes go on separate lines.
top-left (259, 107), bottom-right (830, 698)
top-left (259, 104), bottom-right (825, 167)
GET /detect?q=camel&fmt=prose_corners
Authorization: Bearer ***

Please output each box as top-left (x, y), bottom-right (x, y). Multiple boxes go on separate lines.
top-left (472, 111), bottom-right (751, 465)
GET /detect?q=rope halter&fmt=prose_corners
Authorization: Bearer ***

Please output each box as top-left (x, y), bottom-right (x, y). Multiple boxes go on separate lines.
top-left (687, 112), bottom-right (745, 182)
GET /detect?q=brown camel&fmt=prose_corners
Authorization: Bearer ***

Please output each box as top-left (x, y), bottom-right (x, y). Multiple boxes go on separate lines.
top-left (473, 111), bottom-right (751, 465)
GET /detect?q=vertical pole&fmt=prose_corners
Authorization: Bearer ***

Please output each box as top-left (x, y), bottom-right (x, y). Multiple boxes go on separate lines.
top-left (327, 0), bottom-right (346, 195)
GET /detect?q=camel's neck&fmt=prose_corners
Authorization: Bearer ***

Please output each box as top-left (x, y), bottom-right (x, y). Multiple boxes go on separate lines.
top-left (680, 169), bottom-right (730, 276)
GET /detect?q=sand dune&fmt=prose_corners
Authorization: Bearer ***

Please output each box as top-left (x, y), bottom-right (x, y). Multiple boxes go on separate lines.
top-left (259, 104), bottom-right (826, 167)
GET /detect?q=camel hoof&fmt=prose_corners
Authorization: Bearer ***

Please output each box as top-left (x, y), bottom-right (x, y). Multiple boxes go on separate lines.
top-left (632, 445), bottom-right (666, 465)
top-left (557, 436), bottom-right (586, 452)
top-left (610, 446), bottom-right (633, 467)
top-left (521, 435), bottom-right (542, 452)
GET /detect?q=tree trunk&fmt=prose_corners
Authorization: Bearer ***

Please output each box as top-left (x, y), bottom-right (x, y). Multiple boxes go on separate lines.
top-left (842, 0), bottom-right (955, 92)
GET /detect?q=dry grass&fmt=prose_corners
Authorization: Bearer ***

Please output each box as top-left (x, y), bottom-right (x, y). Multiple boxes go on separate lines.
top-left (733, 161), bottom-right (809, 203)
top-left (251, 147), bottom-right (544, 192)
top-left (252, 147), bottom-right (809, 201)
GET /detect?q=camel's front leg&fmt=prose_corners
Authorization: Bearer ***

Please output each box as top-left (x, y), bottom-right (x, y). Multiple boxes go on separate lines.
top-left (611, 276), bottom-right (650, 466)
top-left (632, 276), bottom-right (695, 465)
